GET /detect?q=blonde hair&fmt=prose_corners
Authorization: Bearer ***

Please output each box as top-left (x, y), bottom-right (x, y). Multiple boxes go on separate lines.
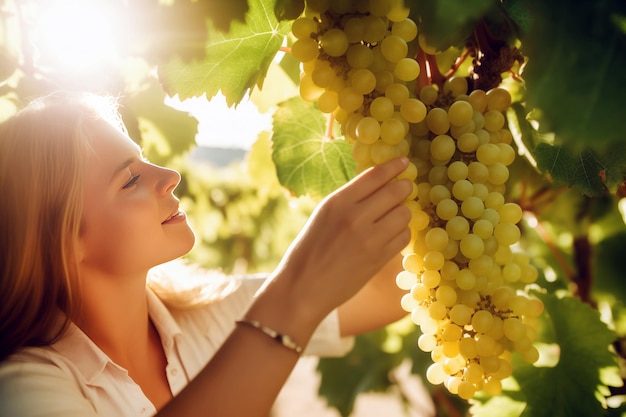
top-left (0, 92), bottom-right (123, 361)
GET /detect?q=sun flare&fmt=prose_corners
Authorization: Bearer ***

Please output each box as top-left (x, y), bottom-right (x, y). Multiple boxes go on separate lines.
top-left (31, 0), bottom-right (120, 73)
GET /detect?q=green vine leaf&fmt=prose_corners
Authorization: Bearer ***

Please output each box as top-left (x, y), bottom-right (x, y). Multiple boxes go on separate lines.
top-left (271, 97), bottom-right (355, 199)
top-left (518, 294), bottom-right (618, 417)
top-left (317, 330), bottom-right (403, 417)
top-left (534, 142), bottom-right (626, 196)
top-left (521, 0), bottom-right (626, 149)
top-left (158, 0), bottom-right (291, 106)
top-left (407, 0), bottom-right (497, 49)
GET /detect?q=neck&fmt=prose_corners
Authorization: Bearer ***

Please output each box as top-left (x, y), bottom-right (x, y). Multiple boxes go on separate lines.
top-left (75, 268), bottom-right (154, 366)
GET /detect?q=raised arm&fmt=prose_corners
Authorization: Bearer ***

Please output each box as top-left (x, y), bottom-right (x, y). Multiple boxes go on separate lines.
top-left (337, 253), bottom-right (408, 337)
top-left (158, 156), bottom-right (412, 417)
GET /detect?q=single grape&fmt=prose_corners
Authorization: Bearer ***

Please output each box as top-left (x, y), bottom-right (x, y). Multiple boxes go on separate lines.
top-left (461, 196), bottom-right (485, 219)
top-left (362, 15), bottom-right (387, 43)
top-left (400, 98), bottom-right (427, 123)
top-left (436, 198), bottom-right (459, 221)
top-left (436, 285), bottom-right (458, 307)
top-left (446, 216), bottom-right (470, 240)
top-left (447, 161), bottom-right (468, 182)
top-left (430, 135), bottom-right (456, 161)
top-left (448, 100), bottom-right (474, 127)
top-left (346, 43), bottom-right (374, 68)
top-left (450, 304), bottom-right (472, 326)
top-left (391, 18), bottom-right (418, 41)
top-left (418, 333), bottom-right (438, 352)
top-left (343, 17), bottom-right (365, 43)
top-left (317, 90), bottom-right (338, 113)
top-left (503, 317), bottom-right (525, 342)
top-left (385, 83), bottom-right (410, 105)
top-left (420, 269), bottom-right (440, 288)
top-left (395, 270), bottom-right (417, 290)
top-left (452, 179), bottom-right (474, 201)
top-left (456, 268), bottom-right (477, 290)
top-left (494, 223), bottom-right (521, 246)
top-left (486, 87), bottom-right (512, 112)
top-left (381, 35), bottom-right (408, 63)
top-left (291, 37), bottom-right (320, 62)
top-left (380, 118), bottom-right (406, 145)
top-left (394, 57), bottom-right (420, 81)
top-left (483, 109), bottom-right (505, 132)
top-left (338, 87), bottom-right (364, 112)
top-left (320, 28), bottom-right (349, 57)
top-left (426, 107), bottom-right (450, 136)
top-left (429, 300), bottom-right (447, 320)
top-left (369, 96), bottom-right (395, 121)
top-left (425, 227), bottom-right (449, 251)
top-left (476, 143), bottom-right (500, 165)
top-left (488, 162), bottom-right (509, 185)
top-left (291, 17), bottom-right (317, 39)
top-left (299, 74), bottom-right (325, 101)
top-left (459, 337), bottom-right (477, 359)
top-left (355, 116), bottom-right (380, 144)
top-left (457, 132), bottom-right (479, 153)
top-left (350, 68), bottom-right (376, 94)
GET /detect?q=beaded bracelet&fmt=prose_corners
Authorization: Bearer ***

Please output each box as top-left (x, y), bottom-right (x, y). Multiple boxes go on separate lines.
top-left (236, 319), bottom-right (303, 354)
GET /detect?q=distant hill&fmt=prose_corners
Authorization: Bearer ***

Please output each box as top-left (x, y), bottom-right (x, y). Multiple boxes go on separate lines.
top-left (188, 146), bottom-right (248, 168)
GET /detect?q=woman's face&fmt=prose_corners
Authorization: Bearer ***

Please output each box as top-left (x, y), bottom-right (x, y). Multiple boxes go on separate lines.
top-left (78, 121), bottom-right (195, 277)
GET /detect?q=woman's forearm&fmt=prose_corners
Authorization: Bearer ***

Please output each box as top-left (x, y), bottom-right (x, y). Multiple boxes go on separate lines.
top-left (338, 253), bottom-right (408, 337)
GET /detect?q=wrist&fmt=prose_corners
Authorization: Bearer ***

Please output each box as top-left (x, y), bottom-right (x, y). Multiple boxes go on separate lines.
top-left (243, 264), bottom-right (330, 352)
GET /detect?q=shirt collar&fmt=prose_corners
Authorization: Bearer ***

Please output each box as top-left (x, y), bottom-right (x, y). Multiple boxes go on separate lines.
top-left (50, 287), bottom-right (183, 385)
top-left (146, 287), bottom-right (183, 356)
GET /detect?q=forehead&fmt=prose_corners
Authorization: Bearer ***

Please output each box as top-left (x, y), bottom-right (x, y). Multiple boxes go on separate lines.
top-left (87, 120), bottom-right (141, 159)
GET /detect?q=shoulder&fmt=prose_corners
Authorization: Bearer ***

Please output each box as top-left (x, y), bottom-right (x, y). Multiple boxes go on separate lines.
top-left (0, 348), bottom-right (96, 417)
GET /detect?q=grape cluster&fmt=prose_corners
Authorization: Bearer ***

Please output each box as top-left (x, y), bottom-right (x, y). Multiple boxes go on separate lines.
top-left (292, 0), bottom-right (419, 174)
top-left (395, 78), bottom-right (544, 399)
top-left (289, 0), bottom-right (543, 400)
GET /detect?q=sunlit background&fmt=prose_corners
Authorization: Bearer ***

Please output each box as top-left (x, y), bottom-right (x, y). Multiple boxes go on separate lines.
top-left (7, 0), bottom-right (272, 151)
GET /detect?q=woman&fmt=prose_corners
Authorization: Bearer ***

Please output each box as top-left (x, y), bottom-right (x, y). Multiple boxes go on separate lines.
top-left (0, 92), bottom-right (412, 416)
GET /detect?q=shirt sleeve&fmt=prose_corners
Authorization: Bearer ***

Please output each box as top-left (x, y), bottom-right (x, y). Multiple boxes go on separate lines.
top-left (0, 359), bottom-right (97, 417)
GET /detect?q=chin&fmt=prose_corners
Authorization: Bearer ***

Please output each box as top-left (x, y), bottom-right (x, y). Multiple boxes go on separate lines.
top-left (176, 229), bottom-right (196, 257)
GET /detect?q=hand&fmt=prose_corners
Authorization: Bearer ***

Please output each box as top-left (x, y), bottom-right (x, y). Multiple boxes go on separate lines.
top-left (270, 156), bottom-right (413, 323)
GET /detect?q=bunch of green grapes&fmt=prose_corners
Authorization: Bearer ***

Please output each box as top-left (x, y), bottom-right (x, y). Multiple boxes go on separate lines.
top-left (395, 78), bottom-right (544, 399)
top-left (289, 0), bottom-right (544, 401)
top-left (291, 0), bottom-right (421, 179)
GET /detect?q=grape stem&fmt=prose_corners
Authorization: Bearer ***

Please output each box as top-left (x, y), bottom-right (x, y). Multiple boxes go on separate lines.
top-left (415, 49), bottom-right (431, 91)
top-left (443, 47), bottom-right (471, 80)
top-left (324, 112), bottom-right (334, 140)
top-left (572, 235), bottom-right (595, 306)
top-left (415, 50), bottom-right (445, 91)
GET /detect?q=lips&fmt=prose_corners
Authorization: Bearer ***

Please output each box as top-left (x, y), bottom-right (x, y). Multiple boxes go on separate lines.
top-left (162, 207), bottom-right (185, 224)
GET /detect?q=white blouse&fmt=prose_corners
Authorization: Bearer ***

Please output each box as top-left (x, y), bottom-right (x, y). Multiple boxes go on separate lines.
top-left (0, 274), bottom-right (354, 417)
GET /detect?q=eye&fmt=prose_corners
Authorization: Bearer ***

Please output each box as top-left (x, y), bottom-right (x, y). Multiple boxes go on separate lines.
top-left (123, 174), bottom-right (141, 189)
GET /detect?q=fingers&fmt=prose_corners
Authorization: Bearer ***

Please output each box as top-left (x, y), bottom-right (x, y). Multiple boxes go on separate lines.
top-left (372, 203), bottom-right (412, 247)
top-left (358, 177), bottom-right (412, 224)
top-left (341, 157), bottom-right (410, 204)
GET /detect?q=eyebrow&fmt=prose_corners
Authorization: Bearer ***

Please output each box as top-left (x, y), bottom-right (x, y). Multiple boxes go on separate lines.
top-left (111, 157), bottom-right (136, 183)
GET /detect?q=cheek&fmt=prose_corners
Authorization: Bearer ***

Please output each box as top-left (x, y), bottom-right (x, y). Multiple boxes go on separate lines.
top-left (80, 199), bottom-right (158, 262)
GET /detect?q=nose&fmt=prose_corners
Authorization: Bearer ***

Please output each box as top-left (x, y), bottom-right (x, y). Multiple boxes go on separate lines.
top-left (155, 165), bottom-right (181, 195)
